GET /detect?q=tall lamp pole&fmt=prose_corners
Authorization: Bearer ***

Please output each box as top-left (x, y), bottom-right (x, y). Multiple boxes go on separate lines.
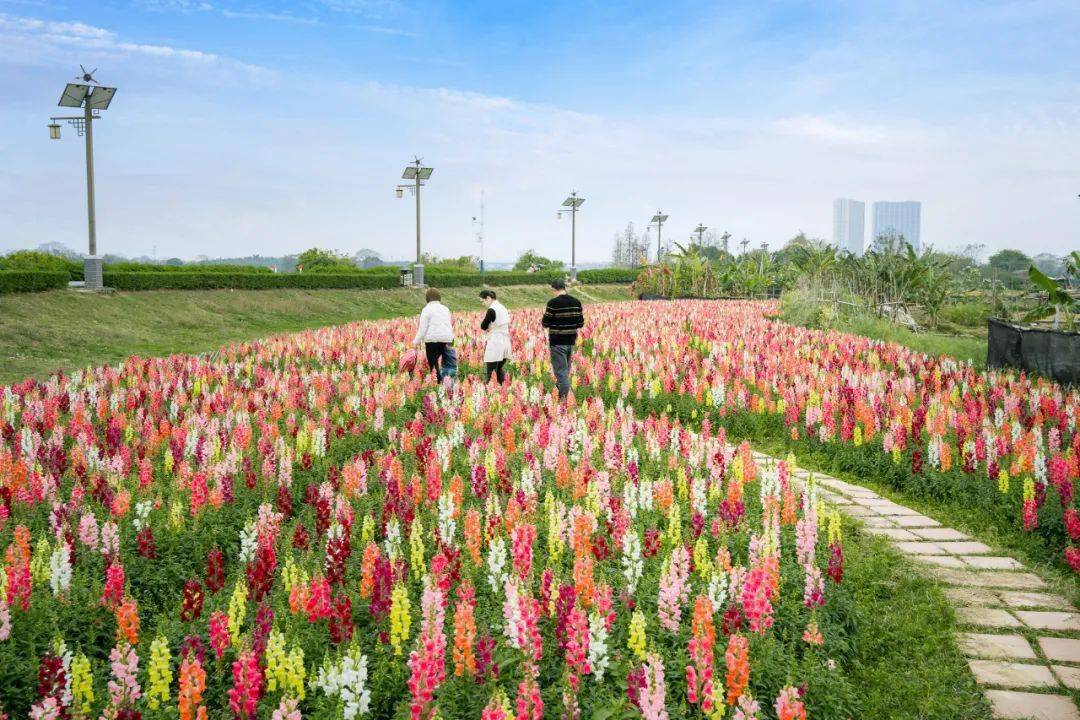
top-left (693, 224), bottom-right (708, 247)
top-left (396, 156), bottom-right (433, 286)
top-left (649, 211), bottom-right (669, 262)
top-left (558, 191), bottom-right (584, 279)
top-left (472, 189), bottom-right (486, 281)
top-left (48, 66), bottom-right (117, 291)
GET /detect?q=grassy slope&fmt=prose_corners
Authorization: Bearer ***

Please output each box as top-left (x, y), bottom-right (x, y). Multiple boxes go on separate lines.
top-left (778, 291), bottom-right (988, 368)
top-left (838, 315), bottom-right (988, 368)
top-left (0, 284), bottom-right (631, 384)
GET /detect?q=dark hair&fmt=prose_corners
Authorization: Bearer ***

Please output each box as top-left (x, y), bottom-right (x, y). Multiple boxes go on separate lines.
top-left (550, 279), bottom-right (566, 291)
top-left (425, 288), bottom-right (441, 302)
top-left (479, 289), bottom-right (497, 300)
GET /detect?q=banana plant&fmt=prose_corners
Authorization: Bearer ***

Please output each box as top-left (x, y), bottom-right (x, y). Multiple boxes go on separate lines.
top-left (1025, 260), bottom-right (1077, 331)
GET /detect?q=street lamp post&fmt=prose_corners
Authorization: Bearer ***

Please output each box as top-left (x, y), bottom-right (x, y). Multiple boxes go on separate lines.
top-left (558, 191), bottom-right (584, 279)
top-left (48, 66), bottom-right (117, 290)
top-left (472, 189), bottom-right (486, 282)
top-left (397, 156), bottom-right (433, 286)
top-left (649, 211), bottom-right (669, 262)
top-left (693, 224), bottom-right (708, 248)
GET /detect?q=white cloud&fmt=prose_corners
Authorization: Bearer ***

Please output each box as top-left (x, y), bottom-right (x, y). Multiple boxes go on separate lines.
top-left (219, 9), bottom-right (318, 25)
top-left (0, 11), bottom-right (267, 72)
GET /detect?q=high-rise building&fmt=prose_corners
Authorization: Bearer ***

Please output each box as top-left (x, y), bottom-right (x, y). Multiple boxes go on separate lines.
top-left (832, 199), bottom-right (865, 255)
top-left (871, 201), bottom-right (921, 252)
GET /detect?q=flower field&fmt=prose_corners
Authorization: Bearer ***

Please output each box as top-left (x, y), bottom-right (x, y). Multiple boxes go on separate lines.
top-left (0, 299), bottom-right (1076, 719)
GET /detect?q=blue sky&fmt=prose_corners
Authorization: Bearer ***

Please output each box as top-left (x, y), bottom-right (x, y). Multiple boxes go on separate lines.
top-left (1, 0), bottom-right (1077, 262)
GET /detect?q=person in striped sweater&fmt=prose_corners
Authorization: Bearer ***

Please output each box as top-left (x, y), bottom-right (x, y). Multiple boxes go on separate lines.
top-left (540, 278), bottom-right (585, 401)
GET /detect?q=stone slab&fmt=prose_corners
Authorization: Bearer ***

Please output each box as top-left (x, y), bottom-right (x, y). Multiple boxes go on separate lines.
top-left (984, 690), bottom-right (1080, 720)
top-left (891, 515), bottom-right (943, 528)
top-left (999, 592), bottom-right (1074, 611)
top-left (1040, 638), bottom-right (1080, 664)
top-left (911, 527), bottom-right (970, 541)
top-left (968, 660), bottom-right (1057, 688)
top-left (842, 505), bottom-right (881, 517)
top-left (859, 516), bottom-right (898, 528)
top-left (963, 556), bottom-right (1025, 571)
top-left (894, 541), bottom-right (948, 555)
top-left (958, 633), bottom-right (1037, 660)
top-left (1053, 665), bottom-right (1080, 690)
top-left (918, 555), bottom-right (968, 568)
top-left (877, 506), bottom-right (923, 517)
top-left (931, 568), bottom-right (1047, 590)
top-left (1017, 612), bottom-right (1080, 632)
top-left (936, 540), bottom-right (993, 555)
top-left (861, 527), bottom-right (921, 540)
top-left (945, 587), bottom-right (1001, 606)
top-left (956, 606), bottom-right (1023, 628)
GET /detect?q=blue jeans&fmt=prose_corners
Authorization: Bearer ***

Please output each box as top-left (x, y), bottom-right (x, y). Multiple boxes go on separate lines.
top-left (440, 346), bottom-right (457, 381)
top-left (424, 342), bottom-right (457, 382)
top-left (550, 344), bottom-right (574, 400)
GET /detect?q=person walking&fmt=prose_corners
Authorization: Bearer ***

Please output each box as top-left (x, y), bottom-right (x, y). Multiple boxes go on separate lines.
top-left (479, 289), bottom-right (512, 383)
top-left (541, 278), bottom-right (584, 401)
top-left (412, 288), bottom-right (456, 382)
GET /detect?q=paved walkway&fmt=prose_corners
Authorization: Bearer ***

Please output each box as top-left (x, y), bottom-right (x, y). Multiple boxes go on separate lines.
top-left (752, 451), bottom-right (1080, 720)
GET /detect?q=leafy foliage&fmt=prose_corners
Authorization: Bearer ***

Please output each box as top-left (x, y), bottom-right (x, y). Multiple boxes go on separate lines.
top-left (0, 271), bottom-right (70, 294)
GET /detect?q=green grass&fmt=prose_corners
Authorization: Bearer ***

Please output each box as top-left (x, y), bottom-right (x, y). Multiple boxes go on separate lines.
top-left (838, 314), bottom-right (988, 368)
top-left (779, 290), bottom-right (988, 368)
top-left (0, 284), bottom-right (631, 384)
top-left (843, 522), bottom-right (993, 719)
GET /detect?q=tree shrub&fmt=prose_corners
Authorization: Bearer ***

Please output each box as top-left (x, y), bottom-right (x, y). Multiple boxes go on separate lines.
top-left (0, 271), bottom-right (71, 294)
top-left (577, 268), bottom-right (641, 283)
top-left (102, 272), bottom-right (401, 290)
top-left (104, 262), bottom-right (274, 274)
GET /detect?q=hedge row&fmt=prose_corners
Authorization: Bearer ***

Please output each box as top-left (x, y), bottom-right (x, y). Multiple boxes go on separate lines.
top-left (0, 271), bottom-right (70, 294)
top-left (577, 268), bottom-right (642, 284)
top-left (1, 268), bottom-right (640, 294)
top-left (105, 262), bottom-right (274, 274)
top-left (102, 272), bottom-right (402, 291)
top-left (100, 270), bottom-right (573, 291)
top-left (426, 270), bottom-right (564, 287)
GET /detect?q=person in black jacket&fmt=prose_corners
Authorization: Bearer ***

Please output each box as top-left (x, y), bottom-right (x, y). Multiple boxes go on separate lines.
top-left (540, 278), bottom-right (584, 401)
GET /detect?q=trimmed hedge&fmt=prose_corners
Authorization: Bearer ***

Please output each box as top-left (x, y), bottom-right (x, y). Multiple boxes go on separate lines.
top-left (87, 268), bottom-right (632, 292)
top-left (426, 270), bottom-right (564, 288)
top-left (105, 262), bottom-right (274, 274)
top-left (103, 272), bottom-right (401, 291)
top-left (0, 271), bottom-right (71, 294)
top-left (578, 268), bottom-right (642, 284)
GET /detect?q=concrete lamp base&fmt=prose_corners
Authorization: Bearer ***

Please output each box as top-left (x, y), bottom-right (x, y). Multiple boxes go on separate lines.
top-left (83, 257), bottom-right (104, 291)
top-left (412, 263), bottom-right (425, 287)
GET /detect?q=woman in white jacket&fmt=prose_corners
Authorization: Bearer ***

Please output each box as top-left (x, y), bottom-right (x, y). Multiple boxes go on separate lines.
top-left (479, 289), bottom-right (512, 383)
top-left (412, 288), bottom-right (456, 380)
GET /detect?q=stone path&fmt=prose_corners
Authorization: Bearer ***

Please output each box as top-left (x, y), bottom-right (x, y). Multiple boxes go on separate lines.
top-left (750, 451), bottom-right (1080, 720)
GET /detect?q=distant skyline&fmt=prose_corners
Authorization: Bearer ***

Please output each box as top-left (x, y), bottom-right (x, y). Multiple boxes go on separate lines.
top-left (1, 1), bottom-right (1078, 262)
top-left (832, 198), bottom-right (865, 255)
top-left (872, 201), bottom-right (922, 253)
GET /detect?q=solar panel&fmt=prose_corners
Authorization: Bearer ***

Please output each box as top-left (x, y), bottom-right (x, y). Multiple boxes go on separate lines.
top-left (417, 167), bottom-right (433, 180)
top-left (402, 167), bottom-right (418, 180)
top-left (651, 214), bottom-right (669, 223)
top-left (86, 87), bottom-right (116, 110)
top-left (562, 197), bottom-right (584, 208)
top-left (58, 83), bottom-right (89, 108)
